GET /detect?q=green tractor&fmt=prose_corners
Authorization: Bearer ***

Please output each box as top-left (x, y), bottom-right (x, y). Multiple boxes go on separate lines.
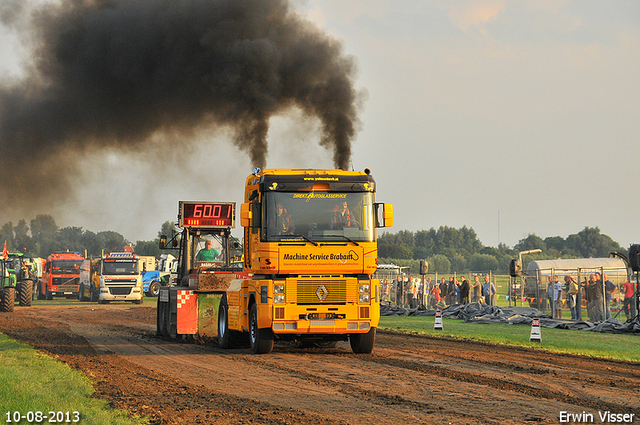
top-left (1, 258), bottom-right (17, 312)
top-left (5, 253), bottom-right (36, 307)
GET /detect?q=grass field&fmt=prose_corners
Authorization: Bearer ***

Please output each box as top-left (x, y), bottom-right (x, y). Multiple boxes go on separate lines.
top-left (0, 334), bottom-right (145, 425)
top-left (379, 315), bottom-right (640, 363)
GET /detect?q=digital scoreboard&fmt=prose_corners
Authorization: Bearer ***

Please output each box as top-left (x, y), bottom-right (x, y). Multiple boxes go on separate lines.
top-left (178, 201), bottom-right (236, 229)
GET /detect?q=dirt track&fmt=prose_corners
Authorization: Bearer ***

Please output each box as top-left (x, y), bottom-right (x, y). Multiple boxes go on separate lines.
top-left (0, 303), bottom-right (639, 424)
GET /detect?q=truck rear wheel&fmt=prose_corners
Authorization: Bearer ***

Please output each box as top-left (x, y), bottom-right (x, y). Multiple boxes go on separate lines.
top-left (1, 288), bottom-right (15, 312)
top-left (249, 303), bottom-right (273, 354)
top-left (350, 327), bottom-right (376, 354)
top-left (18, 281), bottom-right (33, 307)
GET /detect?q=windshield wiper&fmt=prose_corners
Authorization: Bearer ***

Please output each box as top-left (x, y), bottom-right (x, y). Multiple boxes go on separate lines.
top-left (329, 235), bottom-right (360, 246)
top-left (287, 234), bottom-right (319, 246)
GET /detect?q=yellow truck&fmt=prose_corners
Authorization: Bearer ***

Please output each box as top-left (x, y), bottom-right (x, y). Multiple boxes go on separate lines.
top-left (220, 167), bottom-right (393, 353)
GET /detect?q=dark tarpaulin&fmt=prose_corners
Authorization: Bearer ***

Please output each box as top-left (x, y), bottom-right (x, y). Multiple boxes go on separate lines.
top-left (380, 302), bottom-right (640, 335)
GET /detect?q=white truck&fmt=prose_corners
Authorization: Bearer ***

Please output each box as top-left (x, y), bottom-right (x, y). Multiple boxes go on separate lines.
top-left (98, 252), bottom-right (144, 304)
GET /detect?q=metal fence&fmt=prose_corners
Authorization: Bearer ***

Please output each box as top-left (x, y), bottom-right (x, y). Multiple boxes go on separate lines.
top-left (511, 265), bottom-right (628, 321)
top-left (376, 264), bottom-right (635, 322)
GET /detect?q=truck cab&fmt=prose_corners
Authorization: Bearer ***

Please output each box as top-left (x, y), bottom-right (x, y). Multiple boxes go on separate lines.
top-left (222, 168), bottom-right (393, 354)
top-left (98, 252), bottom-right (143, 304)
top-left (39, 252), bottom-right (84, 300)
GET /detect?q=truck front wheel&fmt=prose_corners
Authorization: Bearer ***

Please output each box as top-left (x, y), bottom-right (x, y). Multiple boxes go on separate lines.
top-left (350, 327), bottom-right (376, 354)
top-left (1, 288), bottom-right (15, 313)
top-left (249, 304), bottom-right (273, 354)
top-left (147, 281), bottom-right (160, 297)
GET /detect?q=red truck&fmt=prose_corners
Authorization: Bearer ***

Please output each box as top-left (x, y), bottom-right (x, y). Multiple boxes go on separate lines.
top-left (38, 252), bottom-right (85, 300)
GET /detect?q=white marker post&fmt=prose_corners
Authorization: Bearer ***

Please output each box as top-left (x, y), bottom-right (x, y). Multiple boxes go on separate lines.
top-left (529, 318), bottom-right (542, 342)
top-left (434, 310), bottom-right (443, 330)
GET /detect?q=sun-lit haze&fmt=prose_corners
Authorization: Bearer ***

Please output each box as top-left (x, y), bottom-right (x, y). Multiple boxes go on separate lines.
top-left (1, 0), bottom-right (639, 249)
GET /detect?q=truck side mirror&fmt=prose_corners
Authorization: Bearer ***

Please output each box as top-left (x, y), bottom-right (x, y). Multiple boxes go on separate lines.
top-left (375, 203), bottom-right (394, 228)
top-left (240, 203), bottom-right (252, 228)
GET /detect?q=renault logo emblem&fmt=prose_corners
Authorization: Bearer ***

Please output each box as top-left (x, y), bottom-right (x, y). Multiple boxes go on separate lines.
top-left (316, 285), bottom-right (328, 301)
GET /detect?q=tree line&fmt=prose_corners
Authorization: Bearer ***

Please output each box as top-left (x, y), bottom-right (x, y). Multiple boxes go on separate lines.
top-left (0, 214), bottom-right (173, 259)
top-left (378, 226), bottom-right (625, 275)
top-left (1, 214), bottom-right (625, 273)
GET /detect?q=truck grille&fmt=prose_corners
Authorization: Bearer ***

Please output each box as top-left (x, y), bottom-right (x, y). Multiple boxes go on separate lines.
top-left (109, 287), bottom-right (132, 296)
top-left (52, 277), bottom-right (79, 286)
top-left (296, 278), bottom-right (354, 304)
top-left (56, 285), bottom-right (78, 292)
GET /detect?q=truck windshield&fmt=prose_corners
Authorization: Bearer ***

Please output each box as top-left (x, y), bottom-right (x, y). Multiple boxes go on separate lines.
top-left (102, 261), bottom-right (138, 275)
top-left (52, 260), bottom-right (83, 274)
top-left (263, 192), bottom-right (375, 243)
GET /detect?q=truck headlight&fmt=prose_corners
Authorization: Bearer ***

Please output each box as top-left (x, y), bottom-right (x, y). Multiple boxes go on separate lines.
top-left (274, 284), bottom-right (285, 303)
top-left (359, 284), bottom-right (370, 293)
top-left (359, 293), bottom-right (370, 303)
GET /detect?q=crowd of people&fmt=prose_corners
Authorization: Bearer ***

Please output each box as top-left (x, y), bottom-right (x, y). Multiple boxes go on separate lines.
top-left (546, 272), bottom-right (637, 322)
top-left (381, 272), bottom-right (638, 322)
top-left (380, 274), bottom-right (497, 310)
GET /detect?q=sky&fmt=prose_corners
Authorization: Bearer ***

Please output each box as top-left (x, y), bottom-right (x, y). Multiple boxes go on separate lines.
top-left (1, 0), bottom-right (639, 250)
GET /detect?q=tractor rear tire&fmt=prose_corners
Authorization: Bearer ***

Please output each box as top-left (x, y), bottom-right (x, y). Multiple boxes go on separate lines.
top-left (18, 281), bottom-right (32, 307)
top-left (1, 288), bottom-right (15, 313)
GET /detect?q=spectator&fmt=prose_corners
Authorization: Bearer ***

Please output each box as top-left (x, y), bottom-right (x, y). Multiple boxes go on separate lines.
top-left (459, 276), bottom-right (470, 305)
top-left (415, 277), bottom-right (423, 308)
top-left (483, 275), bottom-right (496, 306)
top-left (381, 279), bottom-right (389, 302)
top-left (395, 276), bottom-right (403, 307)
top-left (565, 275), bottom-right (579, 320)
top-left (425, 277), bottom-right (433, 309)
top-left (546, 276), bottom-right (554, 314)
top-left (405, 276), bottom-right (414, 308)
top-left (622, 279), bottom-right (637, 321)
top-left (428, 278), bottom-right (437, 310)
top-left (447, 277), bottom-right (456, 305)
top-left (472, 275), bottom-right (482, 303)
top-left (434, 282), bottom-right (445, 310)
top-left (586, 274), bottom-right (604, 322)
top-left (550, 275), bottom-right (563, 319)
top-left (602, 273), bottom-right (616, 320)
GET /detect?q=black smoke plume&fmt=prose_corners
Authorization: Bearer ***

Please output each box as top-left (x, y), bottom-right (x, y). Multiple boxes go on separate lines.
top-left (0, 0), bottom-right (360, 206)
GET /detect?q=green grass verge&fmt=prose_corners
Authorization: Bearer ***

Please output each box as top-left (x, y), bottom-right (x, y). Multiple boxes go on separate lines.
top-left (379, 315), bottom-right (640, 363)
top-left (0, 334), bottom-right (145, 424)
